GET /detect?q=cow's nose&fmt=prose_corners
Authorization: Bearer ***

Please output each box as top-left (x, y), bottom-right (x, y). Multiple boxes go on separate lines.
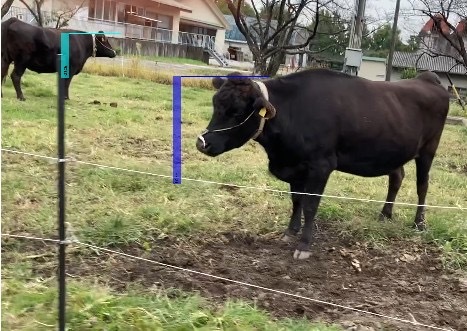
top-left (196, 135), bottom-right (209, 152)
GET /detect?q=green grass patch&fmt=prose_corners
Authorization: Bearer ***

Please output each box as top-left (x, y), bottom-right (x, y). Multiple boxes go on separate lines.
top-left (449, 102), bottom-right (467, 118)
top-left (1, 271), bottom-right (337, 331)
top-left (139, 54), bottom-right (209, 66)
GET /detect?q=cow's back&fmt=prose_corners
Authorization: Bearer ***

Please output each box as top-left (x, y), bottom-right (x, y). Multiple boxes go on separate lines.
top-left (3, 18), bottom-right (59, 73)
top-left (265, 69), bottom-right (450, 177)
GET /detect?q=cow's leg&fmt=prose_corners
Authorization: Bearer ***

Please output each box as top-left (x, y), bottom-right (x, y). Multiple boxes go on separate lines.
top-left (380, 166), bottom-right (405, 221)
top-left (64, 76), bottom-right (73, 100)
top-left (281, 181), bottom-right (304, 242)
top-left (1, 59), bottom-right (10, 97)
top-left (413, 153), bottom-right (434, 231)
top-left (10, 64), bottom-right (26, 101)
top-left (294, 162), bottom-right (333, 260)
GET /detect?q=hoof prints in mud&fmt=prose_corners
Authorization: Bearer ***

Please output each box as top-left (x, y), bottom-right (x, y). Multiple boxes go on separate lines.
top-left (6, 227), bottom-right (467, 331)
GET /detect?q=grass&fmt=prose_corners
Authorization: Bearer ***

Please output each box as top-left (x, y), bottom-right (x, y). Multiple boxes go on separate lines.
top-left (449, 102), bottom-right (467, 117)
top-left (140, 55), bottom-right (209, 66)
top-left (1, 69), bottom-right (467, 329)
top-left (82, 58), bottom-right (216, 90)
top-left (2, 264), bottom-right (337, 331)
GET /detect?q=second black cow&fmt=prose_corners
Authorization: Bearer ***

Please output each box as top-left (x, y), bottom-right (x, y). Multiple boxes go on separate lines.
top-left (1, 17), bottom-right (116, 100)
top-left (196, 69), bottom-right (450, 260)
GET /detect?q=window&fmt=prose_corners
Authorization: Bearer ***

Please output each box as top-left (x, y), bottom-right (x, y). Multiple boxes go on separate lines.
top-left (157, 14), bottom-right (171, 30)
top-left (89, 0), bottom-right (118, 21)
top-left (95, 0), bottom-right (103, 19)
top-left (125, 5), bottom-right (140, 15)
top-left (103, 1), bottom-right (112, 21)
top-left (89, 0), bottom-right (95, 18)
top-left (109, 1), bottom-right (116, 21)
top-left (145, 10), bottom-right (158, 27)
top-left (117, 3), bottom-right (125, 22)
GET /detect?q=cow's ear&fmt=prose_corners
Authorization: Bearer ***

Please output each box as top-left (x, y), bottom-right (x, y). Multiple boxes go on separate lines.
top-left (212, 77), bottom-right (224, 89)
top-left (253, 97), bottom-right (276, 119)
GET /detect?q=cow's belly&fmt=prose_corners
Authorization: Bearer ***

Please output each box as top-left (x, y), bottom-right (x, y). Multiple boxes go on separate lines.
top-left (27, 56), bottom-right (56, 73)
top-left (336, 147), bottom-right (417, 177)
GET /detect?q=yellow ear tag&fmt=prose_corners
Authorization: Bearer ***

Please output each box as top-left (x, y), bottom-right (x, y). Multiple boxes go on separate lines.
top-left (259, 107), bottom-right (267, 117)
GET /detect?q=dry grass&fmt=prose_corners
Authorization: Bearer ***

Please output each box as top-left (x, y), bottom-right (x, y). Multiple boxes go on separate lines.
top-left (82, 58), bottom-right (215, 90)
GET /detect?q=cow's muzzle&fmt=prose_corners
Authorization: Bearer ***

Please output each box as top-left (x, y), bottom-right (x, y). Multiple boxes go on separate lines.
top-left (196, 130), bottom-right (210, 153)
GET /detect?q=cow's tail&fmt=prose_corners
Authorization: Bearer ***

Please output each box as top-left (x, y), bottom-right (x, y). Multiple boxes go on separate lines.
top-left (1, 17), bottom-right (17, 66)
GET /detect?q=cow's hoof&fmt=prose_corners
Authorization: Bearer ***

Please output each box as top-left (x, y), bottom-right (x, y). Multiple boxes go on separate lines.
top-left (378, 212), bottom-right (391, 222)
top-left (293, 250), bottom-right (311, 260)
top-left (413, 221), bottom-right (426, 231)
top-left (280, 233), bottom-right (296, 242)
top-left (18, 97), bottom-right (25, 101)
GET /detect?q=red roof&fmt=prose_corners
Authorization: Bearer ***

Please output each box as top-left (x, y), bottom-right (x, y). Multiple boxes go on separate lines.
top-left (456, 19), bottom-right (467, 35)
top-left (420, 14), bottom-right (451, 35)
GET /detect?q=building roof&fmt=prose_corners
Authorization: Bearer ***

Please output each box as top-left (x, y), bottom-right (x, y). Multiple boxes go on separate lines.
top-left (224, 14), bottom-right (259, 41)
top-left (392, 51), bottom-right (467, 75)
top-left (179, 0), bottom-right (229, 29)
top-left (419, 14), bottom-right (451, 36)
top-left (204, 0), bottom-right (230, 29)
top-left (151, 0), bottom-right (192, 13)
top-left (362, 56), bottom-right (386, 63)
top-left (456, 19), bottom-right (466, 35)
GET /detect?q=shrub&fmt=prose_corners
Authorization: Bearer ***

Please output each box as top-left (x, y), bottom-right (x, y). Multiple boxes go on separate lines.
top-left (401, 67), bottom-right (418, 79)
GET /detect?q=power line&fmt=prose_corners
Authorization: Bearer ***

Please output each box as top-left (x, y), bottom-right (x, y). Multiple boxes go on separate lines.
top-left (2, 148), bottom-right (466, 211)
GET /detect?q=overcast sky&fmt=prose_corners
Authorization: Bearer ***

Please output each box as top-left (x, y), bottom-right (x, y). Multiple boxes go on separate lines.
top-left (246, 0), bottom-right (462, 43)
top-left (365, 0), bottom-right (426, 41)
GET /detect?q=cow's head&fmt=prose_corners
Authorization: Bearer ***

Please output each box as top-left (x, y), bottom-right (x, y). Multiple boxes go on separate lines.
top-left (94, 31), bottom-right (116, 58)
top-left (196, 72), bottom-right (276, 157)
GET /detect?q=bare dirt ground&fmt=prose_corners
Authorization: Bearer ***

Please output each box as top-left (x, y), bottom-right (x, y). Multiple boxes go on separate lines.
top-left (8, 223), bottom-right (466, 331)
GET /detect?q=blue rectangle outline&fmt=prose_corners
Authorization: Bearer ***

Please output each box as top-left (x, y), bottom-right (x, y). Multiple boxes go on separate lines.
top-left (172, 74), bottom-right (270, 185)
top-left (60, 34), bottom-right (69, 78)
top-left (59, 31), bottom-right (121, 78)
top-left (173, 76), bottom-right (182, 184)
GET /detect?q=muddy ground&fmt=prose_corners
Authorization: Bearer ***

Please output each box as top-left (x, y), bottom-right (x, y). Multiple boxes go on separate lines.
top-left (4, 224), bottom-right (467, 331)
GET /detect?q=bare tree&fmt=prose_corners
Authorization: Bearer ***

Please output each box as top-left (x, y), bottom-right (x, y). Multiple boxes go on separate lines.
top-left (225, 0), bottom-right (349, 75)
top-left (1, 0), bottom-right (15, 18)
top-left (409, 0), bottom-right (467, 69)
top-left (19, 0), bottom-right (47, 26)
top-left (52, 0), bottom-right (86, 29)
top-left (18, 0), bottom-right (85, 28)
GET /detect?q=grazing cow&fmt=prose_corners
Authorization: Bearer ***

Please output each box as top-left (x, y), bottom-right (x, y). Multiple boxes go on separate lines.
top-left (196, 69), bottom-right (450, 260)
top-left (1, 17), bottom-right (116, 100)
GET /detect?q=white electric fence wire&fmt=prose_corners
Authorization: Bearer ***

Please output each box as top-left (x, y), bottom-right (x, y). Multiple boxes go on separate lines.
top-left (2, 148), bottom-right (466, 211)
top-left (1, 233), bottom-right (453, 331)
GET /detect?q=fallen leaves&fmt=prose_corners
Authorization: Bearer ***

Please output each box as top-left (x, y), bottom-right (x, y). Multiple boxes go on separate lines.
top-left (340, 248), bottom-right (362, 273)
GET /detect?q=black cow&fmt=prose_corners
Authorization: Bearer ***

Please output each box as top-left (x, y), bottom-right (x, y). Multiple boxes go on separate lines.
top-left (1, 17), bottom-right (116, 100)
top-left (196, 69), bottom-right (450, 260)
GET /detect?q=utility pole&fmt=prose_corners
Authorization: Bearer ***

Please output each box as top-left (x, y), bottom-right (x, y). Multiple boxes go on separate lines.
top-left (342, 0), bottom-right (366, 76)
top-left (385, 0), bottom-right (401, 81)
